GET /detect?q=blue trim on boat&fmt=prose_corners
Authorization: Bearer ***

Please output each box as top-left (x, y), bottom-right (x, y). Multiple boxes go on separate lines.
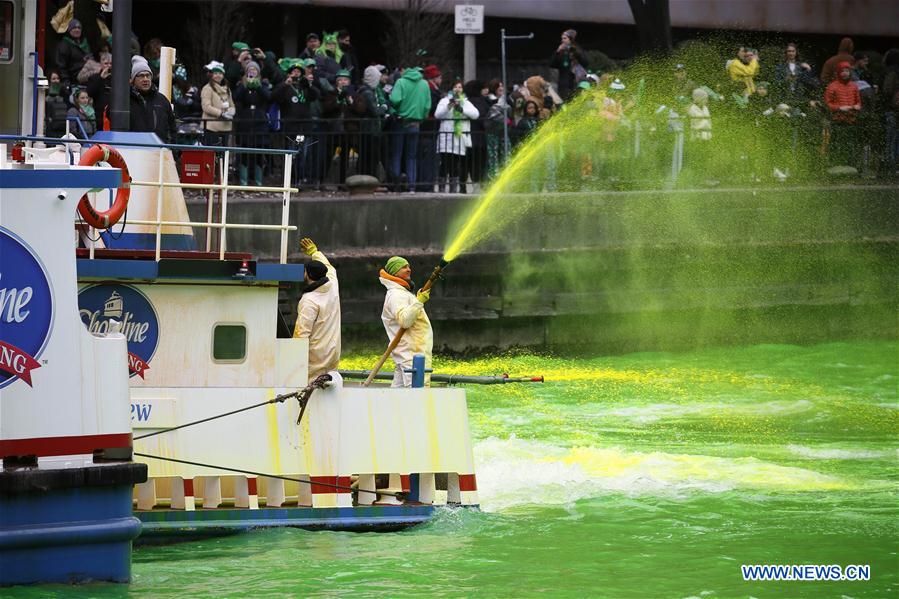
top-left (256, 263), bottom-right (304, 282)
top-left (0, 167), bottom-right (121, 189)
top-left (76, 259), bottom-right (304, 283)
top-left (91, 130), bottom-right (164, 146)
top-left (0, 480), bottom-right (140, 585)
top-left (101, 231), bottom-right (197, 251)
top-left (77, 258), bottom-right (159, 279)
top-left (136, 504), bottom-right (472, 539)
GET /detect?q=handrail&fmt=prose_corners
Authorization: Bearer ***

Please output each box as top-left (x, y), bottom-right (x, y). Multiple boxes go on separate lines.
top-left (0, 133), bottom-right (302, 264)
top-left (0, 134), bottom-right (299, 155)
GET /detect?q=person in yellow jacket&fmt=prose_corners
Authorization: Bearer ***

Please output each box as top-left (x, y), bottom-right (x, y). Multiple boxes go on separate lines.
top-left (293, 237), bottom-right (341, 382)
top-left (727, 47), bottom-right (760, 97)
top-left (379, 256), bottom-right (432, 387)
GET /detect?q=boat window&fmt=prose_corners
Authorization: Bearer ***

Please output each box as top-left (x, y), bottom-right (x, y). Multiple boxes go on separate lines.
top-left (212, 324), bottom-right (246, 362)
top-left (0, 2), bottom-right (13, 63)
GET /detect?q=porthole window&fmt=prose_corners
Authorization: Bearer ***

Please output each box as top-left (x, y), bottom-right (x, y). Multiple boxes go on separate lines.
top-left (212, 324), bottom-right (246, 362)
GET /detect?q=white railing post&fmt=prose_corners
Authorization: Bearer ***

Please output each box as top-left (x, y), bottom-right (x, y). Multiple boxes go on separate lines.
top-left (280, 153), bottom-right (293, 264)
top-left (88, 225), bottom-right (95, 259)
top-left (219, 150), bottom-right (230, 260)
top-left (205, 156), bottom-right (217, 252)
top-left (154, 148), bottom-right (165, 261)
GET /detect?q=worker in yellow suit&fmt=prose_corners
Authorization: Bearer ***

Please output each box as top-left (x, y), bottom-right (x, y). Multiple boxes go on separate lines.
top-left (293, 237), bottom-right (341, 382)
top-left (378, 256), bottom-right (432, 387)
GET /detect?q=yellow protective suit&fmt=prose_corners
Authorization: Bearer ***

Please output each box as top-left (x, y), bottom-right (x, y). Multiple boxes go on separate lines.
top-left (380, 275), bottom-right (433, 387)
top-left (293, 251), bottom-right (341, 382)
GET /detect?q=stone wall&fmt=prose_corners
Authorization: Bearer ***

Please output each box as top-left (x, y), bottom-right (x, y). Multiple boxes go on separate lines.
top-left (187, 186), bottom-right (899, 352)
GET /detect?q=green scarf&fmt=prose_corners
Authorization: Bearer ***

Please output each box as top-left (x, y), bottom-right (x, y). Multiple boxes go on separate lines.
top-left (81, 104), bottom-right (96, 122)
top-left (246, 78), bottom-right (261, 90)
top-left (65, 35), bottom-right (90, 55)
top-left (452, 93), bottom-right (467, 137)
top-left (49, 82), bottom-right (62, 96)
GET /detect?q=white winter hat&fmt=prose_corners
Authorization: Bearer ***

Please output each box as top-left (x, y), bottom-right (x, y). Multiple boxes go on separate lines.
top-left (131, 55), bottom-right (152, 80)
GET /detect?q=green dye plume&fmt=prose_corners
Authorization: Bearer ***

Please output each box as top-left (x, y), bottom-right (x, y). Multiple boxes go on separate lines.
top-left (443, 38), bottom-right (897, 350)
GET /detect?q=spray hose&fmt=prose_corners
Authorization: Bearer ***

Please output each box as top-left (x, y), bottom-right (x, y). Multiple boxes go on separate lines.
top-left (363, 259), bottom-right (449, 387)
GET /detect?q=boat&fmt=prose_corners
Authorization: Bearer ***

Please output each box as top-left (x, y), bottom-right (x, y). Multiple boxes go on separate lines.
top-left (0, 0), bottom-right (478, 584)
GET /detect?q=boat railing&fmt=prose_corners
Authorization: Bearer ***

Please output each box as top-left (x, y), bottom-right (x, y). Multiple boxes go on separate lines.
top-left (0, 134), bottom-right (299, 264)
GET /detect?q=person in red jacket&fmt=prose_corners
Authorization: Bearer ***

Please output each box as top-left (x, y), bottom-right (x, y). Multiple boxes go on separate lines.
top-left (825, 61), bottom-right (862, 167)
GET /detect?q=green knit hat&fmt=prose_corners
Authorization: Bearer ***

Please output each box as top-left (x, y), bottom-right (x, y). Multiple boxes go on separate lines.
top-left (232, 42), bottom-right (249, 51)
top-left (384, 256), bottom-right (409, 276)
top-left (336, 69), bottom-right (352, 79)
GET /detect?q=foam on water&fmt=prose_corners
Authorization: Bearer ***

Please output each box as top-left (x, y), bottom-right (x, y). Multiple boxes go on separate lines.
top-left (786, 444), bottom-right (896, 460)
top-left (474, 436), bottom-right (851, 511)
top-left (580, 399), bottom-right (814, 424)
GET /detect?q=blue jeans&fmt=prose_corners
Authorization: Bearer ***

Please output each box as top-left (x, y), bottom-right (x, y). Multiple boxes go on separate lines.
top-left (390, 120), bottom-right (420, 191)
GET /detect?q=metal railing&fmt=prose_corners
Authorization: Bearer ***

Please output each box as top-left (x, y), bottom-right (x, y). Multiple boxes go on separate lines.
top-left (182, 113), bottom-right (897, 190)
top-left (0, 134), bottom-right (299, 263)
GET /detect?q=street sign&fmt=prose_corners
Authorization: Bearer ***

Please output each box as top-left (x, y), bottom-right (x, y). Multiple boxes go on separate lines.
top-left (455, 4), bottom-right (484, 35)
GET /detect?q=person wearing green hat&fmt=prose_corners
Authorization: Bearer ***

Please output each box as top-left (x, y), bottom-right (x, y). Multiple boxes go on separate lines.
top-left (379, 257), bottom-right (433, 387)
top-left (272, 59), bottom-right (321, 184)
top-left (226, 42), bottom-right (251, 89)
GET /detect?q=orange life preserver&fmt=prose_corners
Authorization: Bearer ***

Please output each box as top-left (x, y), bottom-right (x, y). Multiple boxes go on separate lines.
top-left (77, 144), bottom-right (131, 229)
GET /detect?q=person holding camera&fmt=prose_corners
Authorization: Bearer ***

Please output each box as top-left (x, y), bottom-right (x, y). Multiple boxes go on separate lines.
top-left (273, 60), bottom-right (322, 185)
top-left (550, 28), bottom-right (588, 101)
top-left (434, 80), bottom-right (479, 193)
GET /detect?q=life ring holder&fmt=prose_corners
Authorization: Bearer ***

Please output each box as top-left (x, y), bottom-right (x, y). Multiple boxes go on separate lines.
top-left (77, 144), bottom-right (131, 229)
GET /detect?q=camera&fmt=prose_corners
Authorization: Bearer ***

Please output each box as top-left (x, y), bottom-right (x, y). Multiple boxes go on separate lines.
top-left (57, 189), bottom-right (67, 201)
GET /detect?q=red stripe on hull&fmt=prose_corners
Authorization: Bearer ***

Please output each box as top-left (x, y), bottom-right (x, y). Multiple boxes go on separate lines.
top-left (310, 476), bottom-right (352, 494)
top-left (247, 477), bottom-right (258, 495)
top-left (401, 474), bottom-right (411, 492)
top-left (459, 474), bottom-right (477, 492)
top-left (183, 479), bottom-right (195, 496)
top-left (0, 433), bottom-right (132, 458)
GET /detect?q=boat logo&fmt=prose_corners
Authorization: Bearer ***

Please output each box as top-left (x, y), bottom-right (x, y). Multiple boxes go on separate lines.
top-left (0, 227), bottom-right (54, 389)
top-left (78, 284), bottom-right (159, 379)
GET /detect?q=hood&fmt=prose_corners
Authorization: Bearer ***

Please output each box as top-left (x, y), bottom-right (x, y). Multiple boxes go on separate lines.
top-left (380, 276), bottom-right (410, 292)
top-left (837, 60), bottom-right (853, 79)
top-left (837, 37), bottom-right (854, 54)
top-left (363, 65), bottom-right (381, 88)
top-left (401, 68), bottom-right (423, 83)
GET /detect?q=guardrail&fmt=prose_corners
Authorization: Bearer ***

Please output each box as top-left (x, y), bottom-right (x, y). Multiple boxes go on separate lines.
top-left (0, 134), bottom-right (299, 263)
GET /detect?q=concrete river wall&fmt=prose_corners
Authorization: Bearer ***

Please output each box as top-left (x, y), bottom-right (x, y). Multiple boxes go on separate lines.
top-left (186, 186), bottom-right (898, 353)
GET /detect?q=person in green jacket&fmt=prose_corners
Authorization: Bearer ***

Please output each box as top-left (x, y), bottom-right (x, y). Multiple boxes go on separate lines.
top-left (388, 67), bottom-right (432, 192)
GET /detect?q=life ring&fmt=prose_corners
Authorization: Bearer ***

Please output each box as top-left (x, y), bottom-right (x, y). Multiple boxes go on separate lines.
top-left (77, 144), bottom-right (131, 229)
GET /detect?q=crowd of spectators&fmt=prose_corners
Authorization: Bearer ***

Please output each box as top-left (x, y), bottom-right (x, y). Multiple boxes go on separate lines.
top-left (46, 18), bottom-right (899, 191)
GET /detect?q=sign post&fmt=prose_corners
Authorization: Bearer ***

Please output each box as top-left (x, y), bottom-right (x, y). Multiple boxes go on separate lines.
top-left (454, 4), bottom-right (483, 83)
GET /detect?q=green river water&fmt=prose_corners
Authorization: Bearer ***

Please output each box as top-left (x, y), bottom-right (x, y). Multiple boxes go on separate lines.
top-left (13, 339), bottom-right (896, 598)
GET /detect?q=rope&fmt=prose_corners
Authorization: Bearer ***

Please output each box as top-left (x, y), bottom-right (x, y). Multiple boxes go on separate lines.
top-left (134, 374), bottom-right (331, 441)
top-left (132, 452), bottom-right (402, 499)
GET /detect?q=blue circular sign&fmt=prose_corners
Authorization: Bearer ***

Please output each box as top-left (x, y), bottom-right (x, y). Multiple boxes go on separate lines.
top-left (78, 284), bottom-right (159, 378)
top-left (0, 227), bottom-right (54, 389)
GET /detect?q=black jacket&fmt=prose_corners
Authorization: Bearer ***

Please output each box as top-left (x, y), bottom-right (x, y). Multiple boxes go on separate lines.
top-left (55, 36), bottom-right (91, 85)
top-left (272, 78), bottom-right (321, 133)
top-left (550, 46), bottom-right (589, 100)
top-left (86, 73), bottom-right (112, 122)
top-left (129, 87), bottom-right (177, 144)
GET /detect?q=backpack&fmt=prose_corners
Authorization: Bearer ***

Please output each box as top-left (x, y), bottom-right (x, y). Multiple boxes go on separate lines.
top-left (267, 102), bottom-right (281, 132)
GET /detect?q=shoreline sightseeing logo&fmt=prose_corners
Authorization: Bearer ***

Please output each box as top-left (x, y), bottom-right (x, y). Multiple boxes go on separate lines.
top-left (0, 227), bottom-right (54, 389)
top-left (78, 284), bottom-right (159, 378)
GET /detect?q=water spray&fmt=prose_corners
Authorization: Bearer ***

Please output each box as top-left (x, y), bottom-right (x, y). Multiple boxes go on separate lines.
top-left (363, 258), bottom-right (450, 387)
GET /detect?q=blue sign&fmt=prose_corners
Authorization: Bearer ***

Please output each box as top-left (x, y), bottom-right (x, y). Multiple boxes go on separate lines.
top-left (0, 227), bottom-right (54, 389)
top-left (78, 284), bottom-right (159, 378)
